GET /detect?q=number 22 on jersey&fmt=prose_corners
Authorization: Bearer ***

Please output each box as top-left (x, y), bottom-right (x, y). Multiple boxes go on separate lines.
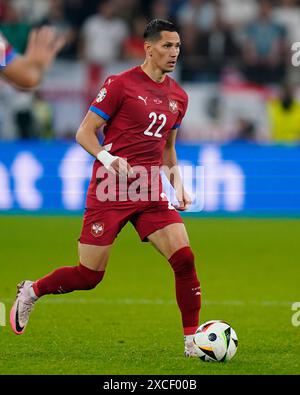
top-left (143, 112), bottom-right (167, 138)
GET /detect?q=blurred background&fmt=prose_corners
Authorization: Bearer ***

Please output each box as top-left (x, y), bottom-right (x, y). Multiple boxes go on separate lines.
top-left (0, 0), bottom-right (300, 215)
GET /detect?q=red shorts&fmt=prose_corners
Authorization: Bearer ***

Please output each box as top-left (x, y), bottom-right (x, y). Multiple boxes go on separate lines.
top-left (79, 198), bottom-right (183, 246)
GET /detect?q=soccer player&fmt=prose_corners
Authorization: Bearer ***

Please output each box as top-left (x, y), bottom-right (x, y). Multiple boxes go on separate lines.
top-left (10, 19), bottom-right (201, 357)
top-left (0, 26), bottom-right (64, 89)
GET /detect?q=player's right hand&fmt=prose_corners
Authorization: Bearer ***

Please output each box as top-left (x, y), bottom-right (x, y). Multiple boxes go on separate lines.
top-left (110, 157), bottom-right (134, 177)
top-left (97, 150), bottom-right (133, 177)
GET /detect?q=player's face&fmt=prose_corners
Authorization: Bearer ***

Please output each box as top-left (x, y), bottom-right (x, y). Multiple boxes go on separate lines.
top-left (150, 31), bottom-right (181, 73)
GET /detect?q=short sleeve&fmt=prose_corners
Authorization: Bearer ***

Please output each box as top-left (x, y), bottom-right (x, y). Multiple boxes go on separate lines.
top-left (89, 76), bottom-right (124, 121)
top-left (172, 94), bottom-right (188, 130)
top-left (0, 33), bottom-right (18, 67)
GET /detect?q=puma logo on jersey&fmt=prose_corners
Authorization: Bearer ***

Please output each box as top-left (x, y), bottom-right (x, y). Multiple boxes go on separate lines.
top-left (138, 96), bottom-right (148, 105)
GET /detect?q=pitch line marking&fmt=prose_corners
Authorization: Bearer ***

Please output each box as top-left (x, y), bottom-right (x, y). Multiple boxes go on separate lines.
top-left (2, 298), bottom-right (294, 306)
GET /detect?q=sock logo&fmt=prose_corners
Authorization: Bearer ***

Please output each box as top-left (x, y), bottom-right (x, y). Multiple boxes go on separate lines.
top-left (91, 223), bottom-right (104, 237)
top-left (192, 286), bottom-right (201, 296)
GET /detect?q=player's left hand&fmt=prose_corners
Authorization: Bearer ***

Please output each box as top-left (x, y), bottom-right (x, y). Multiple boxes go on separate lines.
top-left (25, 26), bottom-right (66, 70)
top-left (174, 188), bottom-right (192, 211)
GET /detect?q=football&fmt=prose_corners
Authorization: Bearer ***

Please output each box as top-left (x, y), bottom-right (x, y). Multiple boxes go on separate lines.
top-left (193, 320), bottom-right (238, 362)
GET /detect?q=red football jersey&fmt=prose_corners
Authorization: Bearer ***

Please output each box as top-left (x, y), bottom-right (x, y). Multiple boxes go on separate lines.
top-left (87, 65), bottom-right (188, 206)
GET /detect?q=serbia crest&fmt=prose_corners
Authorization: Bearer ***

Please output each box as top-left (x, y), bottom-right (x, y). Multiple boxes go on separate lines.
top-left (169, 99), bottom-right (178, 113)
top-left (91, 223), bottom-right (104, 237)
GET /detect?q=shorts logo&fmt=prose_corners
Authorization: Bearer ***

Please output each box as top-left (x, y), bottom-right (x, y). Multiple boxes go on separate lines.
top-left (96, 88), bottom-right (107, 103)
top-left (169, 99), bottom-right (178, 113)
top-left (91, 222), bottom-right (104, 237)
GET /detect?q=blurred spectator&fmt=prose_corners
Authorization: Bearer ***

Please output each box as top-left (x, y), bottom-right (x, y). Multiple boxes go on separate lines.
top-left (180, 5), bottom-right (239, 82)
top-left (272, 0), bottom-right (300, 44)
top-left (267, 82), bottom-right (300, 142)
top-left (12, 0), bottom-right (50, 24)
top-left (80, 0), bottom-right (128, 65)
top-left (0, 2), bottom-right (31, 53)
top-left (168, 0), bottom-right (188, 20)
top-left (0, 0), bottom-right (9, 22)
top-left (176, 0), bottom-right (216, 32)
top-left (39, 0), bottom-right (77, 59)
top-left (63, 0), bottom-right (99, 28)
top-left (232, 118), bottom-right (257, 142)
top-left (273, 0), bottom-right (300, 84)
top-left (122, 15), bottom-right (147, 60)
top-left (0, 82), bottom-right (16, 139)
top-left (114, 0), bottom-right (142, 25)
top-left (179, 24), bottom-right (202, 81)
top-left (13, 92), bottom-right (35, 139)
top-left (241, 0), bottom-right (287, 85)
top-left (150, 0), bottom-right (172, 21)
top-left (219, 0), bottom-right (258, 29)
top-left (13, 90), bottom-right (54, 140)
top-left (196, 8), bottom-right (239, 82)
top-left (32, 92), bottom-right (54, 139)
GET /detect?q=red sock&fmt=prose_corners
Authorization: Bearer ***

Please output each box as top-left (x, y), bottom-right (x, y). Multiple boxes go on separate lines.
top-left (168, 247), bottom-right (201, 336)
top-left (32, 263), bottom-right (105, 297)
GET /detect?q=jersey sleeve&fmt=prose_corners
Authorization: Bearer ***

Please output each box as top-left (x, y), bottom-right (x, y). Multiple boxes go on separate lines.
top-left (89, 76), bottom-right (124, 121)
top-left (172, 94), bottom-right (188, 130)
top-left (0, 33), bottom-right (18, 67)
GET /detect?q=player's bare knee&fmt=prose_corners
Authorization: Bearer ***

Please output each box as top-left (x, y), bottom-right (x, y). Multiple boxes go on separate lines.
top-left (78, 243), bottom-right (111, 272)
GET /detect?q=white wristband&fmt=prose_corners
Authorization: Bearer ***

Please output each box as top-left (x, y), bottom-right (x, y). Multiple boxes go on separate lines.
top-left (96, 150), bottom-right (118, 169)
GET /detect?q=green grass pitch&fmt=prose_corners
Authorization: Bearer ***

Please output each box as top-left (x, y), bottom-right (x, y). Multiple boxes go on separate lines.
top-left (0, 216), bottom-right (299, 375)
